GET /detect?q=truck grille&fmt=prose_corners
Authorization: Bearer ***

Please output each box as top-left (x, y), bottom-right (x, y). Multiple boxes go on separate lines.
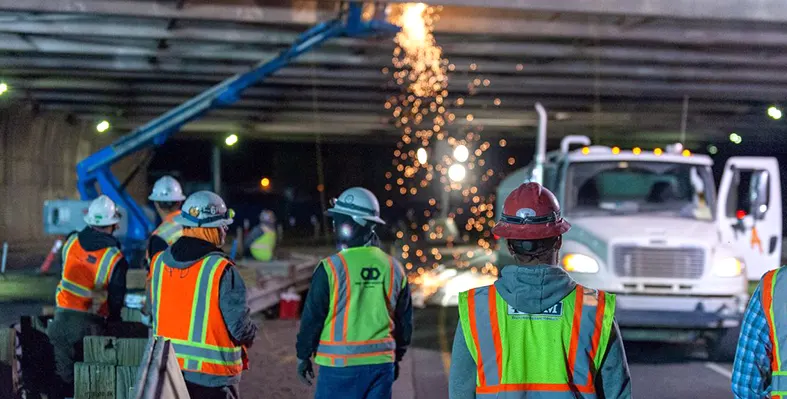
top-left (612, 246), bottom-right (705, 279)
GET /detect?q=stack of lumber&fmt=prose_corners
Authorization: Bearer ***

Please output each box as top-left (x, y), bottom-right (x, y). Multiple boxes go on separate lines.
top-left (0, 328), bottom-right (19, 398)
top-left (134, 337), bottom-right (191, 399)
top-left (74, 336), bottom-right (149, 399)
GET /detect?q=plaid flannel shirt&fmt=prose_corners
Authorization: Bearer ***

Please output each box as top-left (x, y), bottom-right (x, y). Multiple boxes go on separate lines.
top-left (731, 282), bottom-right (772, 398)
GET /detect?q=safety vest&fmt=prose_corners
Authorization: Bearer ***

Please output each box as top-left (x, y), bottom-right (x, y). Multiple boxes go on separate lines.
top-left (56, 234), bottom-right (122, 316)
top-left (152, 211), bottom-right (183, 246)
top-left (760, 267), bottom-right (787, 399)
top-left (149, 252), bottom-right (243, 377)
top-left (314, 246), bottom-right (407, 367)
top-left (458, 283), bottom-right (616, 398)
top-left (249, 226), bottom-right (276, 262)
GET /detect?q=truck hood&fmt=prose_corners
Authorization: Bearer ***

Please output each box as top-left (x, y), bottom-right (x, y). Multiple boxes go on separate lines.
top-left (567, 215), bottom-right (718, 244)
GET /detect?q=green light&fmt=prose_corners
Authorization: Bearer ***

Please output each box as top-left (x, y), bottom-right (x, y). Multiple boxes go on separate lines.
top-left (0, 83), bottom-right (8, 95)
top-left (768, 106), bottom-right (783, 120)
top-left (96, 120), bottom-right (110, 133)
top-left (729, 132), bottom-right (742, 144)
top-left (225, 134), bottom-right (238, 146)
top-left (707, 144), bottom-right (718, 155)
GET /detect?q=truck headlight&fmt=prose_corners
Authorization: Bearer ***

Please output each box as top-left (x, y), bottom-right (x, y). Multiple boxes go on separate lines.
top-left (562, 253), bottom-right (599, 273)
top-left (714, 257), bottom-right (743, 277)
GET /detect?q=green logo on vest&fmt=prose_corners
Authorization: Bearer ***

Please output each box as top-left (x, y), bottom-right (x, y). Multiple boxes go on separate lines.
top-left (507, 303), bottom-right (563, 319)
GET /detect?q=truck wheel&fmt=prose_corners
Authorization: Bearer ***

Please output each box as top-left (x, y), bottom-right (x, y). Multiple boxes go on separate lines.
top-left (707, 326), bottom-right (741, 362)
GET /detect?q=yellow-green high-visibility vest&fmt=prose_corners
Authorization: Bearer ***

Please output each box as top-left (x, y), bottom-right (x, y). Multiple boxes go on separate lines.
top-left (314, 246), bottom-right (407, 367)
top-left (761, 267), bottom-right (787, 399)
top-left (458, 283), bottom-right (616, 398)
top-left (250, 226), bottom-right (277, 261)
top-left (152, 211), bottom-right (183, 245)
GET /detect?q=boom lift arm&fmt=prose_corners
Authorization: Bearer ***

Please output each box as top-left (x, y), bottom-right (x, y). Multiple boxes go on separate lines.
top-left (72, 2), bottom-right (400, 255)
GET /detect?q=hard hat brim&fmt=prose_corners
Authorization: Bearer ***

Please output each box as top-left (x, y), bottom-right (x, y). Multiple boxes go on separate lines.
top-left (173, 213), bottom-right (233, 228)
top-left (491, 219), bottom-right (570, 240)
top-left (326, 207), bottom-right (386, 225)
top-left (83, 215), bottom-right (121, 227)
top-left (148, 193), bottom-right (186, 202)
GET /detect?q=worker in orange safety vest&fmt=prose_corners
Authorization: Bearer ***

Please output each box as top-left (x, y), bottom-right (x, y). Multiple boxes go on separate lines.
top-left (48, 195), bottom-right (128, 399)
top-left (148, 190), bottom-right (257, 399)
top-left (449, 182), bottom-right (631, 398)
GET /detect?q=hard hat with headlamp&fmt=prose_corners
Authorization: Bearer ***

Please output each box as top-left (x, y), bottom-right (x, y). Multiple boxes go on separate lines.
top-left (492, 182), bottom-right (571, 256)
top-left (174, 191), bottom-right (234, 228)
top-left (326, 187), bottom-right (385, 250)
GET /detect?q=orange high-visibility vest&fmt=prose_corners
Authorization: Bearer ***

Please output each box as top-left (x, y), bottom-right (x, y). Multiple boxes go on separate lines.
top-left (146, 211), bottom-right (183, 261)
top-left (149, 252), bottom-right (244, 377)
top-left (56, 234), bottom-right (122, 316)
top-left (760, 267), bottom-right (787, 399)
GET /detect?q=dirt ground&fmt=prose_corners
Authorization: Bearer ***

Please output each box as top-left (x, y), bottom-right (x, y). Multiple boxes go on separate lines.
top-left (240, 317), bottom-right (315, 399)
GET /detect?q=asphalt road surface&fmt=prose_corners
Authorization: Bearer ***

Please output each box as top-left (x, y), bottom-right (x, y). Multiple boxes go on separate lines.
top-left (411, 306), bottom-right (734, 399)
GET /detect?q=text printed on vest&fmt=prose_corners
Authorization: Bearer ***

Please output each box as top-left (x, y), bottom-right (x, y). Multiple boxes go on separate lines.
top-left (507, 302), bottom-right (564, 319)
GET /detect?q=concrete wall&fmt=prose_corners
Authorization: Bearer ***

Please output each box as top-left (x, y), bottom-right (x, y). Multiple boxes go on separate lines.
top-left (0, 102), bottom-right (148, 260)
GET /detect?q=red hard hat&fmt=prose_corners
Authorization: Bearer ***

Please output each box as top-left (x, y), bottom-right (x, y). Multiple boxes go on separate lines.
top-left (492, 182), bottom-right (571, 240)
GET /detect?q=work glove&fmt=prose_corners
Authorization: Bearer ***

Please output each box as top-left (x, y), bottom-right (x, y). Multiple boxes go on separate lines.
top-left (394, 361), bottom-right (400, 381)
top-left (297, 358), bottom-right (315, 386)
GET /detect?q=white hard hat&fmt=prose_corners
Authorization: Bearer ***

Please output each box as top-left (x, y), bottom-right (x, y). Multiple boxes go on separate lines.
top-left (326, 187), bottom-right (385, 226)
top-left (174, 191), bottom-right (234, 228)
top-left (84, 195), bottom-right (122, 226)
top-left (148, 176), bottom-right (186, 202)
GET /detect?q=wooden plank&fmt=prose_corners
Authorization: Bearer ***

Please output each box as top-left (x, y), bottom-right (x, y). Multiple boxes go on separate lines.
top-left (116, 366), bottom-right (138, 399)
top-left (74, 363), bottom-right (116, 399)
top-left (133, 338), bottom-right (190, 399)
top-left (83, 336), bottom-right (118, 364)
top-left (117, 338), bottom-right (148, 366)
top-left (0, 328), bottom-right (19, 398)
top-left (126, 269), bottom-right (148, 291)
top-left (121, 307), bottom-right (144, 323)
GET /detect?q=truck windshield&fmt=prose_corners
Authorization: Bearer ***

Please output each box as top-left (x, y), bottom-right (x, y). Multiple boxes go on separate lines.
top-left (564, 161), bottom-right (716, 221)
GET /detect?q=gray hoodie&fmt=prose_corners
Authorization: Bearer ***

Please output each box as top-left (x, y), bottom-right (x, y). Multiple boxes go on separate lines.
top-left (449, 265), bottom-right (632, 399)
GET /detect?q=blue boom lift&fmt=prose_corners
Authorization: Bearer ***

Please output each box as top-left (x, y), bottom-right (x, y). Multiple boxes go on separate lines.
top-left (43, 2), bottom-right (400, 266)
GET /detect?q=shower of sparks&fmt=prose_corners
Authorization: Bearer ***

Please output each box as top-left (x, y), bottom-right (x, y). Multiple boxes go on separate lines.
top-left (385, 3), bottom-right (513, 279)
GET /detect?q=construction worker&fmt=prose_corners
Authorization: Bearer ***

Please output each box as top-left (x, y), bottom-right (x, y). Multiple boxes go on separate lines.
top-left (244, 209), bottom-right (277, 261)
top-left (148, 191), bottom-right (257, 398)
top-left (731, 268), bottom-right (787, 397)
top-left (296, 187), bottom-right (413, 399)
top-left (449, 182), bottom-right (631, 399)
top-left (48, 195), bottom-right (128, 398)
top-left (146, 175), bottom-right (187, 261)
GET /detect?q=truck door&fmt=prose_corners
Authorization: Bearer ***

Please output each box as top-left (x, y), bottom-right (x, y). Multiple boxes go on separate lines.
top-left (716, 157), bottom-right (782, 280)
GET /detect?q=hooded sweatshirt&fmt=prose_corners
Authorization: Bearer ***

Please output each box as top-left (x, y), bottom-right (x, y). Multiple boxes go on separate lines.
top-left (147, 236), bottom-right (257, 388)
top-left (449, 264), bottom-right (632, 399)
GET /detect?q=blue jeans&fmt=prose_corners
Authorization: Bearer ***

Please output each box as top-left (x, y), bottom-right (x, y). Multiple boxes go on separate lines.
top-left (315, 363), bottom-right (394, 399)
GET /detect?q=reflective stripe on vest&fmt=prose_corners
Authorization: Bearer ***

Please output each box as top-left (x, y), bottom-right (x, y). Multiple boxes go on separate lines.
top-left (150, 253), bottom-right (243, 375)
top-left (761, 268), bottom-right (787, 397)
top-left (459, 284), bottom-right (615, 398)
top-left (56, 234), bottom-right (121, 315)
top-left (152, 220), bottom-right (183, 245)
top-left (314, 247), bottom-right (406, 367)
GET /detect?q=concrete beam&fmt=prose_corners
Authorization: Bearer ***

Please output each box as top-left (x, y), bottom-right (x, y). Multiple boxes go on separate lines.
top-left (18, 77), bottom-right (787, 101)
top-left (390, 0), bottom-right (787, 23)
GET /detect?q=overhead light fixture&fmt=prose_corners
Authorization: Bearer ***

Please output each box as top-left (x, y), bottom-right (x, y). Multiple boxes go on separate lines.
top-left (729, 132), bottom-right (742, 144)
top-left (707, 144), bottom-right (718, 155)
top-left (260, 177), bottom-right (270, 189)
top-left (225, 134), bottom-right (238, 146)
top-left (453, 144), bottom-right (469, 162)
top-left (0, 82), bottom-right (8, 95)
top-left (448, 164), bottom-right (466, 182)
top-left (96, 120), bottom-right (110, 133)
top-left (416, 147), bottom-right (428, 164)
top-left (768, 106), bottom-right (783, 120)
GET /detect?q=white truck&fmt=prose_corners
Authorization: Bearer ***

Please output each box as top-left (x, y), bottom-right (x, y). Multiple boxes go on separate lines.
top-left (495, 107), bottom-right (782, 359)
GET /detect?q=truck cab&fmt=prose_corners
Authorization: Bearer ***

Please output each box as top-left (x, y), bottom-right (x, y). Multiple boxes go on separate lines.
top-left (496, 136), bottom-right (782, 359)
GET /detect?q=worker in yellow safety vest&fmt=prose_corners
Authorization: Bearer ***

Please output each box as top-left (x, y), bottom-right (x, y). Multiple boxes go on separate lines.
top-left (48, 195), bottom-right (128, 399)
top-left (244, 209), bottom-right (277, 261)
top-left (449, 182), bottom-right (631, 398)
top-left (296, 187), bottom-right (413, 399)
top-left (146, 175), bottom-right (187, 262)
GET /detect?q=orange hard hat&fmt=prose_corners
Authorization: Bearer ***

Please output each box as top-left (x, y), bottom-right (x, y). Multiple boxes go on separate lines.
top-left (492, 182), bottom-right (571, 240)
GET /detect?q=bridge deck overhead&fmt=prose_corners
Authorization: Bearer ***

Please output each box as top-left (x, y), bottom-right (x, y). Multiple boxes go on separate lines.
top-left (0, 0), bottom-right (786, 146)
